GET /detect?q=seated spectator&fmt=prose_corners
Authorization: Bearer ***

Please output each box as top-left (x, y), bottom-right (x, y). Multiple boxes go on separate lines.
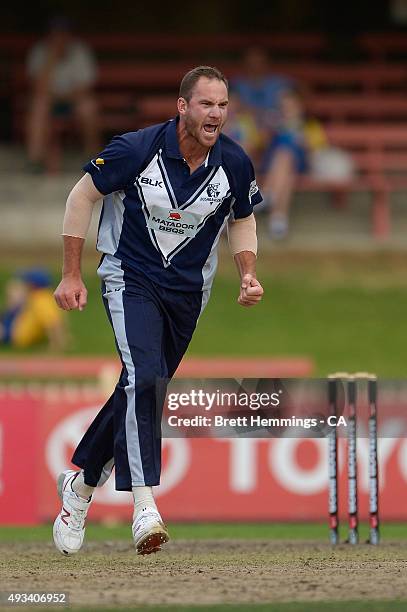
top-left (261, 89), bottom-right (327, 240)
top-left (231, 46), bottom-right (295, 133)
top-left (0, 269), bottom-right (68, 350)
top-left (25, 17), bottom-right (100, 172)
top-left (0, 278), bottom-right (26, 345)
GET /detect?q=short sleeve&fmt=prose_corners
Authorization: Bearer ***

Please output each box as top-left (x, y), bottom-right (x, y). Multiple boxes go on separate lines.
top-left (231, 156), bottom-right (263, 220)
top-left (83, 132), bottom-right (145, 195)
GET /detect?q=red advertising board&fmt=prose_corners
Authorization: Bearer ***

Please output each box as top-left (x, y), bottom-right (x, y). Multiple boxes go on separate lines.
top-left (0, 391), bottom-right (40, 524)
top-left (1, 389), bottom-right (406, 524)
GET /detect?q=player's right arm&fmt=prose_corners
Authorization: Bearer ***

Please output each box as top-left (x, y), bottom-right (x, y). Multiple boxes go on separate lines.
top-left (54, 173), bottom-right (103, 311)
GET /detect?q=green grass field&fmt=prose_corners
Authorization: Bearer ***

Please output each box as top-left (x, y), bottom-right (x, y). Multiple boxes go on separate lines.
top-left (1, 522), bottom-right (407, 542)
top-left (1, 251), bottom-right (406, 376)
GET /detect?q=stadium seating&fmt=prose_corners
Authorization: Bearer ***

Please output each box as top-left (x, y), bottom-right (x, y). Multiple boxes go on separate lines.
top-left (358, 32), bottom-right (407, 61)
top-left (5, 32), bottom-right (407, 237)
top-left (297, 124), bottom-right (407, 238)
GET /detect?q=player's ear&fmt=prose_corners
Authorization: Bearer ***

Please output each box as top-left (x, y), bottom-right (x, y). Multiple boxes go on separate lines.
top-left (177, 97), bottom-right (188, 115)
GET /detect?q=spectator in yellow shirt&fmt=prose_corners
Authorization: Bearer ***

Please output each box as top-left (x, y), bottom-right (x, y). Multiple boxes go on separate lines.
top-left (0, 269), bottom-right (67, 350)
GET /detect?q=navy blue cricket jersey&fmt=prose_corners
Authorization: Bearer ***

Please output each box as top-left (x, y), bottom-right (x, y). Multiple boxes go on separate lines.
top-left (84, 117), bottom-right (262, 293)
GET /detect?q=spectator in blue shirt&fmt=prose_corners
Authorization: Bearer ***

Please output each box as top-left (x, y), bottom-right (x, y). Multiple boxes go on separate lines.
top-left (231, 47), bottom-right (294, 133)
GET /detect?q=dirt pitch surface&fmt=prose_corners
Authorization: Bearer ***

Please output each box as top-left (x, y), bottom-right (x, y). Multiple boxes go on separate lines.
top-left (1, 540), bottom-right (407, 608)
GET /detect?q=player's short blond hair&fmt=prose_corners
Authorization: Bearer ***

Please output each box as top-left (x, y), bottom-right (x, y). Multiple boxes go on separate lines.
top-left (179, 66), bottom-right (228, 101)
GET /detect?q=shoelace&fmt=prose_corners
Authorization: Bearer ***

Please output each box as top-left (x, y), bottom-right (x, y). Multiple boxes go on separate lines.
top-left (66, 494), bottom-right (88, 531)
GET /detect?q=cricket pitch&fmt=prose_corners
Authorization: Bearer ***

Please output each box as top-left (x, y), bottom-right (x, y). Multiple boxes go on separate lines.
top-left (1, 539), bottom-right (407, 609)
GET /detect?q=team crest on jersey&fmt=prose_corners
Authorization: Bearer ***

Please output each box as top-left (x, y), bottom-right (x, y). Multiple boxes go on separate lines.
top-left (201, 182), bottom-right (222, 203)
top-left (207, 183), bottom-right (220, 198)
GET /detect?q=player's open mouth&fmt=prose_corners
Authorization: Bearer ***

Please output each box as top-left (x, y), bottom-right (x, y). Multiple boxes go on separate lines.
top-left (203, 124), bottom-right (218, 134)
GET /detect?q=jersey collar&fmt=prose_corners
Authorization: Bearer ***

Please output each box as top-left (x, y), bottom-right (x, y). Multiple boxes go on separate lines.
top-left (165, 117), bottom-right (222, 166)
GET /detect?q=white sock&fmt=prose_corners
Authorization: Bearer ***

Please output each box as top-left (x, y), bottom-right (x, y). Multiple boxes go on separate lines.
top-left (71, 471), bottom-right (94, 500)
top-left (132, 486), bottom-right (157, 518)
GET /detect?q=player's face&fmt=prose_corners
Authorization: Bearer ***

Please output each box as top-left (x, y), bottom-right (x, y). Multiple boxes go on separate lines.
top-left (178, 77), bottom-right (229, 148)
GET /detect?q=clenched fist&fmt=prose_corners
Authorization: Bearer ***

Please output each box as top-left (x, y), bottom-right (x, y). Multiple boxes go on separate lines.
top-left (238, 273), bottom-right (264, 307)
top-left (54, 275), bottom-right (88, 311)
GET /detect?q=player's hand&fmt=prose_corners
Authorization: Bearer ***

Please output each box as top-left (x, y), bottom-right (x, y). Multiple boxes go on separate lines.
top-left (54, 275), bottom-right (88, 311)
top-left (238, 274), bottom-right (264, 307)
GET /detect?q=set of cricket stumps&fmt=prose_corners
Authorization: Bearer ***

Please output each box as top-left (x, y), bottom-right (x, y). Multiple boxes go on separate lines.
top-left (328, 372), bottom-right (379, 545)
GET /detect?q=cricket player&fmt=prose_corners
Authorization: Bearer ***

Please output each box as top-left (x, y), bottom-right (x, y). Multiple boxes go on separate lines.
top-left (53, 66), bottom-right (264, 556)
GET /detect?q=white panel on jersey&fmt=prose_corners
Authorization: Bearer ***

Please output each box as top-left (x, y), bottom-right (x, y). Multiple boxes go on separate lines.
top-left (97, 191), bottom-right (125, 255)
top-left (136, 151), bottom-right (231, 264)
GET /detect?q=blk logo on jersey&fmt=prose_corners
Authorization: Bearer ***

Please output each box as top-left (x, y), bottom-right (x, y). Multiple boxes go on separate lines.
top-left (141, 177), bottom-right (163, 188)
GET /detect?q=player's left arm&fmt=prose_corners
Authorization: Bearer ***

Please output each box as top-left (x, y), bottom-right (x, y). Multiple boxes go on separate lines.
top-left (227, 149), bottom-right (264, 306)
top-left (228, 214), bottom-right (264, 307)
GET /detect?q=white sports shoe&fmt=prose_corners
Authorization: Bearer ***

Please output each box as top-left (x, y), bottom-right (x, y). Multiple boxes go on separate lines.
top-left (132, 507), bottom-right (169, 555)
top-left (53, 470), bottom-right (92, 556)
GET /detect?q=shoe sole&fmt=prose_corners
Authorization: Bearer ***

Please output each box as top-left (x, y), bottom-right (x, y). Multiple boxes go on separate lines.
top-left (53, 518), bottom-right (72, 556)
top-left (136, 527), bottom-right (169, 555)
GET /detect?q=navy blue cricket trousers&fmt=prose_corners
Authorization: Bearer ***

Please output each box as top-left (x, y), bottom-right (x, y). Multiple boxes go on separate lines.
top-left (72, 254), bottom-right (203, 490)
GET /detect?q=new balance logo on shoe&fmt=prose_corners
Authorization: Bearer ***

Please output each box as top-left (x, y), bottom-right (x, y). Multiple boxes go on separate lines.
top-left (61, 507), bottom-right (70, 526)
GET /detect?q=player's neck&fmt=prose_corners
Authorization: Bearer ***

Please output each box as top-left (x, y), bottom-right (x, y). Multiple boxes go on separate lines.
top-left (177, 123), bottom-right (210, 173)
